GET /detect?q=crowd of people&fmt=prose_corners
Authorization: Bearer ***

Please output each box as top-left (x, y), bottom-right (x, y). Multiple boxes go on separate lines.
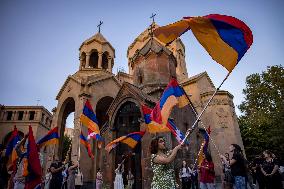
top-left (149, 137), bottom-right (283, 189)
top-left (41, 157), bottom-right (84, 189)
top-left (1, 134), bottom-right (283, 189)
top-left (0, 135), bottom-right (84, 189)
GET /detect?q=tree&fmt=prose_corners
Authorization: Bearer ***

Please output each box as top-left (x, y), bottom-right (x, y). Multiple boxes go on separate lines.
top-left (238, 65), bottom-right (284, 160)
top-left (62, 135), bottom-right (72, 162)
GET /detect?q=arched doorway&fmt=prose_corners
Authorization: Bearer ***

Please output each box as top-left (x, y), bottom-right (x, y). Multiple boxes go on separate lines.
top-left (113, 101), bottom-right (142, 189)
top-left (57, 97), bottom-right (75, 160)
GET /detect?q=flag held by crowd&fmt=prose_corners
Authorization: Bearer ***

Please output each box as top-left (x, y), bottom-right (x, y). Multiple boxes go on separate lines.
top-left (142, 104), bottom-right (188, 144)
top-left (105, 131), bottom-right (145, 153)
top-left (80, 100), bottom-right (100, 134)
top-left (151, 78), bottom-right (189, 127)
top-left (80, 132), bottom-right (94, 159)
top-left (154, 14), bottom-right (253, 72)
top-left (197, 127), bottom-right (211, 165)
top-left (201, 126), bottom-right (211, 153)
top-left (37, 126), bottom-right (59, 149)
top-left (167, 119), bottom-right (189, 144)
top-left (87, 128), bottom-right (104, 149)
top-left (25, 126), bottom-right (42, 189)
top-left (5, 126), bottom-right (20, 171)
top-left (142, 104), bottom-right (170, 133)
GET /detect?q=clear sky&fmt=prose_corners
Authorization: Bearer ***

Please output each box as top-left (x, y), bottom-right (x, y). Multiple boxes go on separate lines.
top-left (0, 0), bottom-right (283, 122)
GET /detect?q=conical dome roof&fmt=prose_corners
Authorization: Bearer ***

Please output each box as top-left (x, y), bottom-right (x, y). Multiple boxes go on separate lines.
top-left (79, 32), bottom-right (114, 52)
top-left (127, 22), bottom-right (185, 60)
top-left (84, 32), bottom-right (108, 44)
top-left (127, 22), bottom-right (160, 58)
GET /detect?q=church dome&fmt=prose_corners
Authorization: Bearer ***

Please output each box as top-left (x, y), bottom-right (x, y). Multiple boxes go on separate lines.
top-left (127, 22), bottom-right (160, 59)
top-left (127, 23), bottom-right (188, 80)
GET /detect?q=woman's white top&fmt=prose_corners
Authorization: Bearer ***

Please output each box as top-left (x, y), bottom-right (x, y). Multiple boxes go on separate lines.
top-left (181, 167), bottom-right (192, 178)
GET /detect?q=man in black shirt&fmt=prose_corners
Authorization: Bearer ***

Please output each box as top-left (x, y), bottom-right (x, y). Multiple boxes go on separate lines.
top-left (49, 156), bottom-right (64, 189)
top-left (252, 155), bottom-right (265, 189)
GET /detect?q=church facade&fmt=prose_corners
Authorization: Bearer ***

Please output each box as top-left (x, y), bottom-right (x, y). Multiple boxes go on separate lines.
top-left (50, 23), bottom-right (244, 188)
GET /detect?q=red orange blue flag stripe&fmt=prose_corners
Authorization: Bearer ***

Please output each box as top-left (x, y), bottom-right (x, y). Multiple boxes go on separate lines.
top-left (105, 131), bottom-right (145, 153)
top-left (87, 128), bottom-right (103, 149)
top-left (5, 126), bottom-right (20, 171)
top-left (142, 104), bottom-right (188, 144)
top-left (197, 126), bottom-right (211, 165)
top-left (151, 78), bottom-right (189, 126)
top-left (142, 104), bottom-right (170, 133)
top-left (80, 100), bottom-right (100, 134)
top-left (80, 132), bottom-right (94, 159)
top-left (25, 126), bottom-right (42, 189)
top-left (154, 14), bottom-right (253, 72)
top-left (37, 126), bottom-right (59, 149)
top-left (200, 126), bottom-right (211, 154)
top-left (87, 128), bottom-right (103, 141)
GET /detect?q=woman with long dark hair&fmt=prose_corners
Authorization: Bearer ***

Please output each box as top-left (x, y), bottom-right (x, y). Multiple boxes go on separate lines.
top-left (179, 160), bottom-right (192, 189)
top-left (220, 144), bottom-right (247, 189)
top-left (260, 150), bottom-right (282, 189)
top-left (150, 136), bottom-right (182, 189)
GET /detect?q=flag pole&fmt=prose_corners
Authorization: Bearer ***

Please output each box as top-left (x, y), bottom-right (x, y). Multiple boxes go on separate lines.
top-left (193, 141), bottom-right (205, 167)
top-left (181, 72), bottom-right (231, 144)
top-left (78, 123), bottom-right (81, 162)
top-left (180, 86), bottom-right (222, 156)
top-left (94, 140), bottom-right (98, 181)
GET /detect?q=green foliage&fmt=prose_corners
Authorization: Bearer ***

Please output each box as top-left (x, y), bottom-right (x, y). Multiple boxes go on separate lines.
top-left (62, 135), bottom-right (72, 161)
top-left (238, 65), bottom-right (284, 161)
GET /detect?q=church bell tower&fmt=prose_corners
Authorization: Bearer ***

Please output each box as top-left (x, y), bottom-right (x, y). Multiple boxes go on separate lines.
top-left (79, 30), bottom-right (115, 73)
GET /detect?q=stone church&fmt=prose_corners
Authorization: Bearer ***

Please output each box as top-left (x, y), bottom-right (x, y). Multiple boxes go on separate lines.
top-left (50, 22), bottom-right (244, 188)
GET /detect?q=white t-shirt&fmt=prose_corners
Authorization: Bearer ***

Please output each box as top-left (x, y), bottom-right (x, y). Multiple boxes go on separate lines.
top-left (181, 167), bottom-right (192, 178)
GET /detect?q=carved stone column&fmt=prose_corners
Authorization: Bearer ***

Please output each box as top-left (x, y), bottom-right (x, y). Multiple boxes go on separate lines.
top-left (35, 111), bottom-right (39, 121)
top-left (85, 53), bottom-right (90, 68)
top-left (41, 114), bottom-right (45, 124)
top-left (23, 111), bottom-right (27, 120)
top-left (12, 111), bottom-right (17, 120)
top-left (71, 112), bottom-right (81, 162)
top-left (108, 57), bottom-right (112, 72)
top-left (79, 55), bottom-right (83, 70)
top-left (71, 94), bottom-right (90, 162)
top-left (98, 52), bottom-right (103, 69)
top-left (1, 111), bottom-right (6, 120)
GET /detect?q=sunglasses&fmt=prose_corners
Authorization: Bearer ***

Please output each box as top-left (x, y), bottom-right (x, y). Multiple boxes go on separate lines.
top-left (158, 140), bottom-right (165, 143)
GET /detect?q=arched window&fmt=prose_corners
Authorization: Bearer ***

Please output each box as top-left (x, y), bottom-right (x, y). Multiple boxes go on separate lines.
top-left (102, 52), bottom-right (109, 69)
top-left (96, 96), bottom-right (114, 129)
top-left (89, 50), bottom-right (99, 68)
